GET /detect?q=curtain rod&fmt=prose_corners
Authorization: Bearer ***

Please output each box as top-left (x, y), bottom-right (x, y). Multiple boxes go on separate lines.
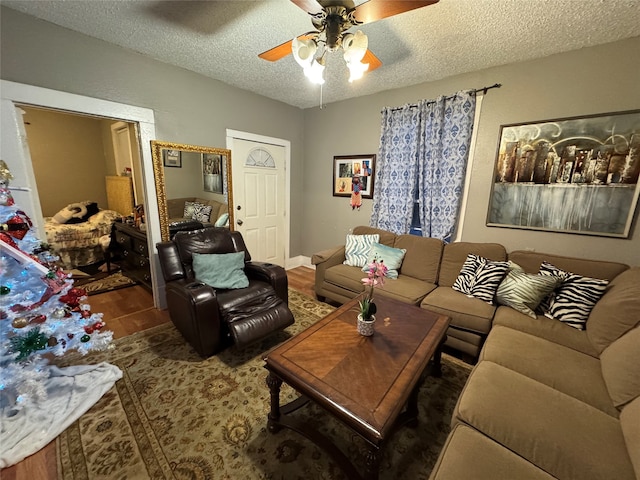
top-left (389, 83), bottom-right (502, 111)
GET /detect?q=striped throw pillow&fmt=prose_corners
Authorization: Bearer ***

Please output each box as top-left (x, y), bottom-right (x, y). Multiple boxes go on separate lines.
top-left (453, 254), bottom-right (509, 305)
top-left (496, 262), bottom-right (561, 318)
top-left (343, 234), bottom-right (379, 267)
top-left (539, 261), bottom-right (609, 330)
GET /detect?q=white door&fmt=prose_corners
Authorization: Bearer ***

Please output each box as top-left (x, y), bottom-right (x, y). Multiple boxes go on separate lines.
top-left (229, 137), bottom-right (287, 267)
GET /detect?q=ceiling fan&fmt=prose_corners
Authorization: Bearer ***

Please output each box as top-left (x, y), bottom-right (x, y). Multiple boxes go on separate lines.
top-left (259, 0), bottom-right (439, 84)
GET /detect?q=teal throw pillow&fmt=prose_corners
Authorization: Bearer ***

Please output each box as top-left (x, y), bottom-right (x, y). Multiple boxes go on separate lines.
top-left (362, 242), bottom-right (407, 279)
top-left (192, 251), bottom-right (249, 289)
top-left (344, 234), bottom-right (379, 267)
top-left (214, 213), bottom-right (229, 227)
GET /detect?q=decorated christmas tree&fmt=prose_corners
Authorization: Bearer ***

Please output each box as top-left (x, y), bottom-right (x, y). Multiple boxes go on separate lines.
top-left (0, 160), bottom-right (117, 451)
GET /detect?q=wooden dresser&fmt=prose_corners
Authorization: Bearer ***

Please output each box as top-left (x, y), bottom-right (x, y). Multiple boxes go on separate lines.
top-left (112, 221), bottom-right (152, 292)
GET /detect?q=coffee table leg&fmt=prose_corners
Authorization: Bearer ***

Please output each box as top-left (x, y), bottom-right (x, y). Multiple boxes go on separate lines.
top-left (266, 372), bottom-right (283, 433)
top-left (430, 335), bottom-right (447, 377)
top-left (364, 447), bottom-right (381, 480)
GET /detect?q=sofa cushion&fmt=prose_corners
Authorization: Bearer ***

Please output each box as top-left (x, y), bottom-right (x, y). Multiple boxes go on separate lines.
top-left (362, 242), bottom-right (406, 279)
top-left (493, 306), bottom-right (598, 357)
top-left (508, 250), bottom-right (629, 279)
top-left (375, 275), bottom-right (437, 305)
top-left (324, 264), bottom-right (367, 294)
top-left (539, 261), bottom-right (609, 330)
top-left (600, 325), bottom-right (640, 409)
top-left (421, 287), bottom-right (495, 335)
top-left (343, 233), bottom-right (379, 267)
top-left (393, 234), bottom-right (443, 283)
top-left (587, 267), bottom-right (640, 354)
top-left (454, 361), bottom-right (636, 480)
top-left (620, 397), bottom-right (640, 480)
top-left (438, 242), bottom-right (507, 287)
top-left (352, 226), bottom-right (396, 247)
top-left (480, 325), bottom-right (618, 416)
top-left (429, 423), bottom-right (556, 480)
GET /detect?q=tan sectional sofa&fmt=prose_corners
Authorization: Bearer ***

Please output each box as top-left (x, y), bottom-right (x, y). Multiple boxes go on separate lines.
top-left (313, 225), bottom-right (640, 479)
top-left (312, 226), bottom-right (629, 358)
top-left (166, 197), bottom-right (229, 226)
top-left (431, 267), bottom-right (640, 480)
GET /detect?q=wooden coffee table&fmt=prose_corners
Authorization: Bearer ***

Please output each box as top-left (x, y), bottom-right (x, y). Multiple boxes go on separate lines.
top-left (263, 295), bottom-right (450, 480)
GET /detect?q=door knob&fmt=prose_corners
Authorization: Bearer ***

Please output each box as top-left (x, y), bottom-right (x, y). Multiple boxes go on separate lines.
top-left (237, 219), bottom-right (243, 226)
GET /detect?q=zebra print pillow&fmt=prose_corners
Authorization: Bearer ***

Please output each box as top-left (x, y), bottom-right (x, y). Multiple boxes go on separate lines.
top-left (452, 254), bottom-right (509, 305)
top-left (496, 262), bottom-right (561, 318)
top-left (539, 262), bottom-right (609, 330)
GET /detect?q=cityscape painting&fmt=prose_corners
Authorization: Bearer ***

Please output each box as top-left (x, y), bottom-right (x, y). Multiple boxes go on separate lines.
top-left (487, 110), bottom-right (640, 237)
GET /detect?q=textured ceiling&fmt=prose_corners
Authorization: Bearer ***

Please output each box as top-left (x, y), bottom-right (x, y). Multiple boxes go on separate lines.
top-left (4, 0), bottom-right (640, 109)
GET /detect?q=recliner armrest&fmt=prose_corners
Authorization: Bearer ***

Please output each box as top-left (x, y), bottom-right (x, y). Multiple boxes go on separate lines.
top-left (165, 279), bottom-right (225, 357)
top-left (245, 261), bottom-right (288, 304)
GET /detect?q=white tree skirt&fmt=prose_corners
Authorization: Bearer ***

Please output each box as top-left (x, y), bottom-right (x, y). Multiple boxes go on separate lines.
top-left (0, 362), bottom-right (122, 468)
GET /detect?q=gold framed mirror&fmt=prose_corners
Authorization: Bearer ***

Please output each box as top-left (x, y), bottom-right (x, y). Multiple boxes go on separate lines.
top-left (151, 140), bottom-right (234, 242)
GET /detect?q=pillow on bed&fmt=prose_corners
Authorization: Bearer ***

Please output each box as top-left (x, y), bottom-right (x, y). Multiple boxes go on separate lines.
top-left (66, 202), bottom-right (99, 224)
top-left (52, 201), bottom-right (99, 224)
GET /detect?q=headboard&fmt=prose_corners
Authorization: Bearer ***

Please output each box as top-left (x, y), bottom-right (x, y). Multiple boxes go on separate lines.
top-left (105, 175), bottom-right (134, 216)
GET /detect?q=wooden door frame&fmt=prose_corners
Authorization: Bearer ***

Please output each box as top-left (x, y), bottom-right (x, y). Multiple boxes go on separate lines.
top-left (226, 129), bottom-right (291, 267)
top-left (0, 80), bottom-right (165, 308)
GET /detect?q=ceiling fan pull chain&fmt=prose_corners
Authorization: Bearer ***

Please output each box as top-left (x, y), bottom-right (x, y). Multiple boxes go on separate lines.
top-left (319, 83), bottom-right (324, 110)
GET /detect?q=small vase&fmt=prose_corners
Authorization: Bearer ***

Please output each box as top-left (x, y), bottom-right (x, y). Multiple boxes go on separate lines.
top-left (357, 314), bottom-right (376, 336)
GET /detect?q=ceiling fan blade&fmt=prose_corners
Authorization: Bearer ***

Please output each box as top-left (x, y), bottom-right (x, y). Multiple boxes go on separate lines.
top-left (363, 49), bottom-right (382, 72)
top-left (354, 0), bottom-right (439, 25)
top-left (290, 0), bottom-right (324, 15)
top-left (259, 33), bottom-right (317, 62)
top-left (259, 39), bottom-right (295, 62)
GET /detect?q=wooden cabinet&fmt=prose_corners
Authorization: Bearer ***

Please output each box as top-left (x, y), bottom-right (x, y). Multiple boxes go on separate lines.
top-left (112, 222), bottom-right (152, 292)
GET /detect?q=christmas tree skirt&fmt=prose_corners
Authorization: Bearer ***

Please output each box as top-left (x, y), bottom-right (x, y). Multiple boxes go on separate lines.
top-left (0, 362), bottom-right (122, 468)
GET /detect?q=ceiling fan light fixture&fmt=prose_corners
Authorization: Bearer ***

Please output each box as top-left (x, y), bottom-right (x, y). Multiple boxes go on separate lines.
top-left (347, 60), bottom-right (369, 82)
top-left (292, 37), bottom-right (318, 68)
top-left (342, 30), bottom-right (368, 63)
top-left (304, 57), bottom-right (325, 85)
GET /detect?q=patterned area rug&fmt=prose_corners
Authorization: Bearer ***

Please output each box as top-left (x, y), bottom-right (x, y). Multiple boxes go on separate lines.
top-left (55, 290), bottom-right (471, 479)
top-left (72, 271), bottom-right (136, 295)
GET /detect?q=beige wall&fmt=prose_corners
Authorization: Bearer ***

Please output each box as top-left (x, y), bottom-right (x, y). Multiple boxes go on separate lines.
top-left (302, 36), bottom-right (640, 266)
top-left (0, 7), bottom-right (306, 255)
top-left (21, 106), bottom-right (111, 216)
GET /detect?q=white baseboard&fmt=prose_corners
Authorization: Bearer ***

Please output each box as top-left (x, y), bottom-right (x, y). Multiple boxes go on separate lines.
top-left (285, 255), bottom-right (314, 270)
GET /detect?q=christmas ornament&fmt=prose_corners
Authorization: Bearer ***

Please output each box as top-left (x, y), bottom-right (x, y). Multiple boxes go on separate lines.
top-left (1, 211), bottom-right (32, 240)
top-left (11, 317), bottom-right (28, 329)
top-left (28, 314), bottom-right (46, 324)
top-left (48, 336), bottom-right (58, 347)
top-left (0, 285), bottom-right (10, 295)
top-left (80, 334), bottom-right (91, 343)
top-left (52, 307), bottom-right (66, 318)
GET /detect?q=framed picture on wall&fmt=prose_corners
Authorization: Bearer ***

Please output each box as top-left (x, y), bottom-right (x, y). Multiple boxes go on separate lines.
top-left (163, 149), bottom-right (181, 168)
top-left (487, 109), bottom-right (640, 238)
top-left (202, 153), bottom-right (224, 194)
top-left (332, 154), bottom-right (376, 199)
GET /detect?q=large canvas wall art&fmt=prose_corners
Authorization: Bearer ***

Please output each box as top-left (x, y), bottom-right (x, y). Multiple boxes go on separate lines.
top-left (487, 110), bottom-right (640, 237)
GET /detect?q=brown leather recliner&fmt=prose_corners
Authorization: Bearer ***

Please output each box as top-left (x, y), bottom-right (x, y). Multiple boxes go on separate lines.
top-left (156, 226), bottom-right (294, 357)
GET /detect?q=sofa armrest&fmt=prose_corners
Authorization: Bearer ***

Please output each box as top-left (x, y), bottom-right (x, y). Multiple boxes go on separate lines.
top-left (245, 261), bottom-right (289, 304)
top-left (312, 245), bottom-right (346, 296)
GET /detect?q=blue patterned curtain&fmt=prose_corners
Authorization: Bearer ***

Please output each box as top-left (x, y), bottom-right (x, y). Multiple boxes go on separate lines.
top-left (369, 105), bottom-right (422, 234)
top-left (371, 90), bottom-right (476, 241)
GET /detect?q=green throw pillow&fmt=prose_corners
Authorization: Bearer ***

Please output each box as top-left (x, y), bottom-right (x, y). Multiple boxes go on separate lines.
top-left (192, 251), bottom-right (249, 289)
top-left (214, 213), bottom-right (229, 227)
top-left (496, 262), bottom-right (561, 318)
top-left (362, 242), bottom-right (407, 279)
